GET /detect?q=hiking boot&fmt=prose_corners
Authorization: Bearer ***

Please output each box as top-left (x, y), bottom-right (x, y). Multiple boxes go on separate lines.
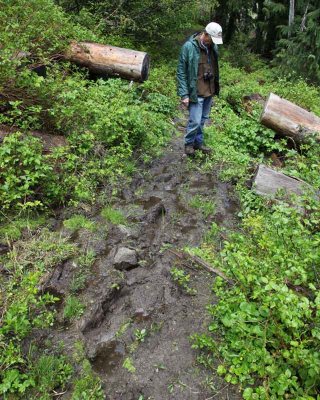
top-left (184, 145), bottom-right (195, 156)
top-left (194, 144), bottom-right (212, 154)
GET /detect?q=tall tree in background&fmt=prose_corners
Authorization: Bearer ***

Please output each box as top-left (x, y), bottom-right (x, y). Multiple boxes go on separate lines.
top-left (213, 0), bottom-right (254, 43)
top-left (275, 1), bottom-right (320, 83)
top-left (288, 0), bottom-right (295, 30)
top-left (212, 0), bottom-right (319, 83)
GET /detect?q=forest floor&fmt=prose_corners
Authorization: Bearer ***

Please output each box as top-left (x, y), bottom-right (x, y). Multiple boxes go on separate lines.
top-left (35, 109), bottom-right (243, 400)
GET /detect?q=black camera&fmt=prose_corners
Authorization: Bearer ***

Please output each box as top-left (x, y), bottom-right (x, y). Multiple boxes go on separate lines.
top-left (203, 71), bottom-right (213, 81)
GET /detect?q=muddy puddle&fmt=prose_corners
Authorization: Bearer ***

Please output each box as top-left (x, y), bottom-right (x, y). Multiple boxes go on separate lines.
top-left (92, 340), bottom-right (126, 375)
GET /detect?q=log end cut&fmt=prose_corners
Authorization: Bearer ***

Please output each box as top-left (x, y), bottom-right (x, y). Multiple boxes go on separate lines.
top-left (260, 93), bottom-right (320, 143)
top-left (140, 54), bottom-right (150, 82)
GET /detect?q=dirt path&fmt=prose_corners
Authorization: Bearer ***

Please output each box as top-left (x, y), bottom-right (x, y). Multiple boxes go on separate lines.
top-left (46, 114), bottom-right (241, 399)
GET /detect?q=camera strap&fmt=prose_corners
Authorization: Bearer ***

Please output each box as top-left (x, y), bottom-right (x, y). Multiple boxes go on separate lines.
top-left (200, 40), bottom-right (211, 66)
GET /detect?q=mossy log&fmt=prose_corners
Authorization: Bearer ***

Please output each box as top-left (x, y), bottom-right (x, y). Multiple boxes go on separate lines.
top-left (260, 93), bottom-right (320, 143)
top-left (66, 41), bottom-right (150, 82)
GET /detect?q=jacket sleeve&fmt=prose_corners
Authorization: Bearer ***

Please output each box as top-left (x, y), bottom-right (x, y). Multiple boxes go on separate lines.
top-left (177, 43), bottom-right (190, 99)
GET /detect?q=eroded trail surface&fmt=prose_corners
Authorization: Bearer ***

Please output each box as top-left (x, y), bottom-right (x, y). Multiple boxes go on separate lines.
top-left (47, 118), bottom-right (241, 399)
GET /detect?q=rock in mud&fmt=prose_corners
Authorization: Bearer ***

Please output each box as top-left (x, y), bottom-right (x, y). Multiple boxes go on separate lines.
top-left (113, 247), bottom-right (138, 270)
top-left (133, 308), bottom-right (150, 322)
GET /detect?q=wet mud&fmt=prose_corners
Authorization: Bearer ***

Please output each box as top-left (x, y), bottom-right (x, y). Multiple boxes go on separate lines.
top-left (46, 115), bottom-right (242, 399)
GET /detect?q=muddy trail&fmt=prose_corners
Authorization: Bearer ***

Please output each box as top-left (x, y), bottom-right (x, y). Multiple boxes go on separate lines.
top-left (44, 115), bottom-right (241, 400)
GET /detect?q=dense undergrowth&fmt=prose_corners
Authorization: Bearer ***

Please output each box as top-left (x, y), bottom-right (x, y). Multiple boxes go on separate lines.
top-left (0, 0), bottom-right (177, 216)
top-left (0, 0), bottom-right (178, 398)
top-left (191, 54), bottom-right (320, 399)
top-left (1, 0), bottom-right (320, 398)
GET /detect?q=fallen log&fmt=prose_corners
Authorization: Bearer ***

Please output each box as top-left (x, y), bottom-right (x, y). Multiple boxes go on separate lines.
top-left (260, 93), bottom-right (320, 144)
top-left (66, 41), bottom-right (150, 82)
top-left (252, 164), bottom-right (311, 198)
top-left (0, 126), bottom-right (67, 153)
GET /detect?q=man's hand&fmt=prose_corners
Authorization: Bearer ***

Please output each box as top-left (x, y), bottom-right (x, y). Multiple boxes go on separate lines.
top-left (181, 97), bottom-right (189, 108)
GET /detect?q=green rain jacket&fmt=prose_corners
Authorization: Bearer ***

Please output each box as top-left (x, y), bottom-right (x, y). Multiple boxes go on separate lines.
top-left (177, 33), bottom-right (220, 103)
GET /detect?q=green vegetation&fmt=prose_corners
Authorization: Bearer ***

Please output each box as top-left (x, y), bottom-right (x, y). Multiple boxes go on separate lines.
top-left (170, 267), bottom-right (197, 295)
top-left (2, 0), bottom-right (320, 398)
top-left (115, 319), bottom-right (133, 339)
top-left (189, 195), bottom-right (216, 218)
top-left (71, 343), bottom-right (104, 400)
top-left (0, 1), bottom-right (179, 216)
top-left (134, 328), bottom-right (148, 343)
top-left (193, 201), bottom-right (320, 399)
top-left (191, 59), bottom-right (320, 399)
top-left (63, 296), bottom-right (85, 321)
top-left (0, 214), bottom-right (46, 243)
top-left (63, 214), bottom-right (96, 232)
top-left (70, 250), bottom-right (96, 293)
top-left (216, 0), bottom-right (320, 83)
top-left (123, 357), bottom-right (136, 373)
top-left (71, 360), bottom-right (104, 400)
top-left (101, 206), bottom-right (127, 225)
top-left (28, 353), bottom-right (73, 399)
top-left (0, 229), bottom-right (78, 397)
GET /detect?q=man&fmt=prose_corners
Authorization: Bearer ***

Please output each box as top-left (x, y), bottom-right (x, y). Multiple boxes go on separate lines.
top-left (177, 22), bottom-right (223, 156)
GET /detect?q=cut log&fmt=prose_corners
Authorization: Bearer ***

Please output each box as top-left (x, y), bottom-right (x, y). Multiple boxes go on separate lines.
top-left (260, 93), bottom-right (320, 143)
top-left (66, 41), bottom-right (150, 82)
top-left (252, 164), bottom-right (311, 198)
top-left (0, 126), bottom-right (67, 153)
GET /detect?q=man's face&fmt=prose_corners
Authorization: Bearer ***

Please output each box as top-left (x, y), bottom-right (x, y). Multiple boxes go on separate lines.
top-left (202, 33), bottom-right (213, 46)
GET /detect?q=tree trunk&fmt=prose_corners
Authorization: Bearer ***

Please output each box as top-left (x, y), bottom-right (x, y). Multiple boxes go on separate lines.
top-left (260, 93), bottom-right (320, 143)
top-left (288, 0), bottom-right (295, 33)
top-left (66, 41), bottom-right (150, 82)
top-left (254, 0), bottom-right (265, 53)
top-left (225, 11), bottom-right (237, 43)
top-left (252, 164), bottom-right (311, 197)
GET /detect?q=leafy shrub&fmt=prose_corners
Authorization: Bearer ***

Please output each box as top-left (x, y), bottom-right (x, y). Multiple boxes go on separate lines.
top-left (0, 61), bottom-right (177, 213)
top-left (192, 200), bottom-right (320, 399)
top-left (145, 92), bottom-right (176, 115)
top-left (270, 77), bottom-right (320, 116)
top-left (0, 0), bottom-right (98, 89)
top-left (274, 6), bottom-right (320, 86)
top-left (0, 132), bottom-right (51, 210)
top-left (283, 143), bottom-right (320, 189)
top-left (58, 0), bottom-right (200, 43)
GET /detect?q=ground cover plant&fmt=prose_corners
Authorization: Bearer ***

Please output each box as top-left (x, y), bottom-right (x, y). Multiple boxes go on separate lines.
top-left (192, 58), bottom-right (320, 399)
top-left (0, 229), bottom-right (78, 397)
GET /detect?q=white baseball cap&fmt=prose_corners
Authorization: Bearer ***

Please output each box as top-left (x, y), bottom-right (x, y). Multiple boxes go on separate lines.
top-left (205, 22), bottom-right (223, 44)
